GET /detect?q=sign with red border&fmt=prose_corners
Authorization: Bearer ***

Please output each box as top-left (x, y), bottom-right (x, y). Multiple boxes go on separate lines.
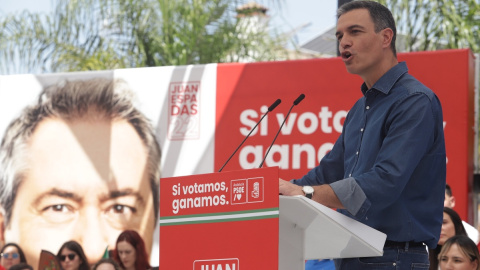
top-left (160, 167), bottom-right (279, 269)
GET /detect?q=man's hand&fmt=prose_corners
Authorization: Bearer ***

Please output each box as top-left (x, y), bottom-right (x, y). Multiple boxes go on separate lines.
top-left (279, 179), bottom-right (345, 209)
top-left (279, 178), bottom-right (304, 196)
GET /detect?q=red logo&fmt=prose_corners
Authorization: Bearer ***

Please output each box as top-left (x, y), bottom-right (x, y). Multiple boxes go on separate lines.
top-left (231, 180), bottom-right (247, 205)
top-left (230, 177), bottom-right (264, 205)
top-left (247, 177), bottom-right (263, 203)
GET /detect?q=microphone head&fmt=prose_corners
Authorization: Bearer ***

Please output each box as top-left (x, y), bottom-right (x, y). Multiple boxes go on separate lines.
top-left (293, 94), bottom-right (305, 105)
top-left (268, 99), bottom-right (282, 111)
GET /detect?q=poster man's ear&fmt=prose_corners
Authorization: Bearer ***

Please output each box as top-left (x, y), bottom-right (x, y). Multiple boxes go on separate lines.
top-left (0, 207), bottom-right (5, 246)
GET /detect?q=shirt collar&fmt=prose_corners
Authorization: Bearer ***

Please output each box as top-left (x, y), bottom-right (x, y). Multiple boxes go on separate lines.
top-left (360, 62), bottom-right (408, 96)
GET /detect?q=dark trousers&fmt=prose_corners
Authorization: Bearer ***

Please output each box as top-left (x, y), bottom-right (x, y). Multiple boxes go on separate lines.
top-left (334, 244), bottom-right (429, 270)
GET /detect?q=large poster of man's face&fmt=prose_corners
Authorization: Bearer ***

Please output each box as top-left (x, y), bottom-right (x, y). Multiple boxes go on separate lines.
top-left (0, 66), bottom-right (217, 269)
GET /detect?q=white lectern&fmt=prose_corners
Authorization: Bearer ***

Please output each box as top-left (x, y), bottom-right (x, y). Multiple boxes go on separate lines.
top-left (279, 195), bottom-right (386, 270)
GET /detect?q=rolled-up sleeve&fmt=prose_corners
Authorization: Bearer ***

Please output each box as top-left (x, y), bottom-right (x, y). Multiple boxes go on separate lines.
top-left (330, 177), bottom-right (370, 219)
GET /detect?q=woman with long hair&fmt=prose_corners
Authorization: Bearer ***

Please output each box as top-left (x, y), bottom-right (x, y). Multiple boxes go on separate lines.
top-left (439, 235), bottom-right (480, 270)
top-left (56, 241), bottom-right (89, 270)
top-left (0, 243), bottom-right (27, 270)
top-left (429, 207), bottom-right (468, 270)
top-left (113, 230), bottom-right (151, 270)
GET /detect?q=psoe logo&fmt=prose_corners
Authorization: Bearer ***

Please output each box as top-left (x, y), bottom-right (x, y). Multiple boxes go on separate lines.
top-left (193, 258), bottom-right (239, 270)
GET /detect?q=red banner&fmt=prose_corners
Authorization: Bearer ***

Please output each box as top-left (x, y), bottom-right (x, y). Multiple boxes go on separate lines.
top-left (160, 167), bottom-right (279, 269)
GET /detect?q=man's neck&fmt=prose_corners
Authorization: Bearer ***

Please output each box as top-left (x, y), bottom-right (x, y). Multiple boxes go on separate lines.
top-left (363, 57), bottom-right (399, 89)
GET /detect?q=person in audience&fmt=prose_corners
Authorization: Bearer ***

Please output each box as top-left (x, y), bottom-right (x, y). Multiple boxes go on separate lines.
top-left (0, 243), bottom-right (27, 270)
top-left (439, 235), bottom-right (480, 270)
top-left (430, 207), bottom-right (468, 270)
top-left (92, 258), bottom-right (121, 270)
top-left (445, 184), bottom-right (480, 244)
top-left (8, 264), bottom-right (32, 270)
top-left (113, 230), bottom-right (151, 270)
top-left (56, 241), bottom-right (89, 270)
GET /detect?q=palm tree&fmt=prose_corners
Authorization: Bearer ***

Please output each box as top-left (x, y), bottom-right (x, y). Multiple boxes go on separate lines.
top-left (377, 0), bottom-right (480, 53)
top-left (0, 0), bottom-right (290, 75)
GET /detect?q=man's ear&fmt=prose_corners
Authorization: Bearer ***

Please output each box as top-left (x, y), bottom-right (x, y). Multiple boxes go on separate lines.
top-left (450, 195), bottom-right (456, 208)
top-left (381, 28), bottom-right (394, 49)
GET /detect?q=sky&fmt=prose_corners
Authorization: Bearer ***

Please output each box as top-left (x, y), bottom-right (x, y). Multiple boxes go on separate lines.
top-left (0, 0), bottom-right (338, 46)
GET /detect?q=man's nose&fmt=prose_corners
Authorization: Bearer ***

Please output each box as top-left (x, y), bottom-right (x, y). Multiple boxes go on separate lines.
top-left (340, 35), bottom-right (351, 49)
top-left (73, 207), bottom-right (109, 265)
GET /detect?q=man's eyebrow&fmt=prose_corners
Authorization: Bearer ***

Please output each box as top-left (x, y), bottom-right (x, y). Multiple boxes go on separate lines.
top-left (33, 188), bottom-right (83, 205)
top-left (100, 188), bottom-right (145, 205)
top-left (336, 24), bottom-right (366, 37)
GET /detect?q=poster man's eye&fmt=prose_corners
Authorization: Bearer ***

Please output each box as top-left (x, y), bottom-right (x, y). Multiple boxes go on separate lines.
top-left (41, 204), bottom-right (75, 223)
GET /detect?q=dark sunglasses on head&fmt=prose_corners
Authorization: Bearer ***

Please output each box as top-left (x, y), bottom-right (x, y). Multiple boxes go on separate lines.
top-left (1, 253), bottom-right (19, 259)
top-left (59, 253), bottom-right (76, 262)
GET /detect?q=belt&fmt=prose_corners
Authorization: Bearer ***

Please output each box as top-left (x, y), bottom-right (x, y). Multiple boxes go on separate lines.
top-left (384, 240), bottom-right (425, 249)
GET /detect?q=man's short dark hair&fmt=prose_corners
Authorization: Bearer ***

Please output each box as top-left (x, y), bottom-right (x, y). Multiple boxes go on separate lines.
top-left (337, 0), bottom-right (397, 57)
top-left (445, 184), bottom-right (452, 197)
top-left (0, 78), bottom-right (161, 226)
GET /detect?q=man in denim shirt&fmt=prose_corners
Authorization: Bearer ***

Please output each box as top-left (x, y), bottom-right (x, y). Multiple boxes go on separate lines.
top-left (279, 1), bottom-right (446, 269)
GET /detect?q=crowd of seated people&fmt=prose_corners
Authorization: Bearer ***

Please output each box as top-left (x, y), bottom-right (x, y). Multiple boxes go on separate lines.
top-left (0, 229), bottom-right (156, 270)
top-left (429, 207), bottom-right (468, 269)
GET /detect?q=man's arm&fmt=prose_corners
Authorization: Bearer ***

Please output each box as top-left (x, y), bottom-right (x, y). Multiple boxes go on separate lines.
top-left (279, 179), bottom-right (345, 209)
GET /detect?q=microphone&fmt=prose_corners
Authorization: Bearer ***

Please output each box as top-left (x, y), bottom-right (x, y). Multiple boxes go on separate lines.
top-left (259, 94), bottom-right (305, 168)
top-left (218, 99), bottom-right (282, 172)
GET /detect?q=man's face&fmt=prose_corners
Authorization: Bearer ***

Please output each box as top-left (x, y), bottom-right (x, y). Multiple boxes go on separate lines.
top-left (336, 9), bottom-right (388, 81)
top-left (4, 117), bottom-right (155, 268)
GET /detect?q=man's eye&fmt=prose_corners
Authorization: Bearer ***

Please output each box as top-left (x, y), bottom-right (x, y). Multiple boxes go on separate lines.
top-left (42, 204), bottom-right (71, 213)
top-left (104, 204), bottom-right (138, 229)
top-left (40, 204), bottom-right (75, 223)
top-left (111, 204), bottom-right (137, 214)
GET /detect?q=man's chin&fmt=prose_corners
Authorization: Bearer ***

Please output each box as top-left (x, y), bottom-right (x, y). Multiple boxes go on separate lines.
top-left (344, 65), bottom-right (359, 75)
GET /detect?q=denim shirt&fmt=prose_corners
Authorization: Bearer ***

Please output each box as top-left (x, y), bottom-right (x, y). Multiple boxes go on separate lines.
top-left (292, 62), bottom-right (446, 249)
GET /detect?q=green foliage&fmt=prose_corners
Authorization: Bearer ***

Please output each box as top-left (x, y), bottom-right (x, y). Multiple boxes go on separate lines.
top-left (0, 0), bottom-right (289, 74)
top-left (376, 0), bottom-right (480, 53)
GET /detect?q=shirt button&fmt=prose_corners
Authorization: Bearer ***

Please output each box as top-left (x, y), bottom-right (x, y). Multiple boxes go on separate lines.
top-left (360, 128), bottom-right (364, 132)
top-left (366, 106), bottom-right (370, 109)
top-left (356, 151), bottom-right (359, 155)
top-left (349, 174), bottom-right (352, 177)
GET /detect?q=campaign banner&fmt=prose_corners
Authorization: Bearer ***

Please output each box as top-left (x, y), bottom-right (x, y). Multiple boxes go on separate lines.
top-left (0, 64), bottom-right (218, 268)
top-left (159, 167), bottom-right (280, 269)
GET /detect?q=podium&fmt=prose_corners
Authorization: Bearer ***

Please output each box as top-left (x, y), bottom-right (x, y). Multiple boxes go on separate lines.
top-left (279, 195), bottom-right (385, 270)
top-left (160, 167), bottom-right (386, 270)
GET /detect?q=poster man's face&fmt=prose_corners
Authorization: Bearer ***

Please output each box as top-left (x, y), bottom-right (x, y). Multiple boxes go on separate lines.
top-left (4, 117), bottom-right (155, 268)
